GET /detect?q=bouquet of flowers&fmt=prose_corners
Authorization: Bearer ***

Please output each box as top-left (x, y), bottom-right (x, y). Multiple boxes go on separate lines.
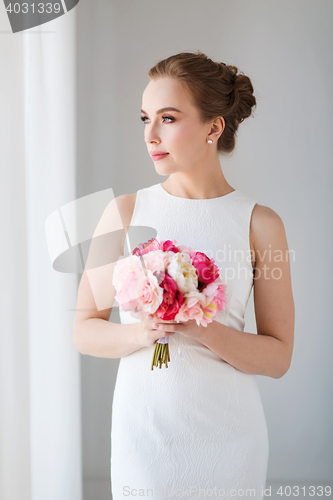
top-left (112, 238), bottom-right (227, 370)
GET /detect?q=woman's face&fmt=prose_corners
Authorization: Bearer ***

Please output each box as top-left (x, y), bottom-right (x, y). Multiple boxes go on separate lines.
top-left (141, 77), bottom-right (213, 175)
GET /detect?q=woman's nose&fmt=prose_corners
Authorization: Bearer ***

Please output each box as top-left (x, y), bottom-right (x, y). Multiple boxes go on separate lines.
top-left (148, 138), bottom-right (160, 145)
top-left (145, 124), bottom-right (160, 144)
top-left (146, 134), bottom-right (160, 145)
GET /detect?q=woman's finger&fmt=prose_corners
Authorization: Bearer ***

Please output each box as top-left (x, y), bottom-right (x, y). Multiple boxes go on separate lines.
top-left (154, 323), bottom-right (180, 331)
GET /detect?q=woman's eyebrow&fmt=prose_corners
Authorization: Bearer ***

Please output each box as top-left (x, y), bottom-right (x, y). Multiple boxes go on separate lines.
top-left (140, 107), bottom-right (183, 114)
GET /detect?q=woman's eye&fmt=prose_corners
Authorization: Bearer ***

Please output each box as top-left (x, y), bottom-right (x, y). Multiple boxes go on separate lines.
top-left (140, 116), bottom-right (175, 124)
top-left (162, 116), bottom-right (175, 123)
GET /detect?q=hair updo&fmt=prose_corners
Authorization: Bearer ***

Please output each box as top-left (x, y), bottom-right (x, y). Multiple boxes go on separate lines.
top-left (147, 50), bottom-right (256, 154)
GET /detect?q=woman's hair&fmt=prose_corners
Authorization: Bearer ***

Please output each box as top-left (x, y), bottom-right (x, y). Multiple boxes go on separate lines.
top-left (147, 50), bottom-right (256, 154)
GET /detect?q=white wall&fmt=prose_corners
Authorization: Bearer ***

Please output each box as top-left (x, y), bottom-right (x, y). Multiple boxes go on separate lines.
top-left (76, 0), bottom-right (333, 497)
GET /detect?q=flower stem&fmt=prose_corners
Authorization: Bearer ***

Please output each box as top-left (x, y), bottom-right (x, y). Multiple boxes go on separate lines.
top-left (151, 341), bottom-right (170, 370)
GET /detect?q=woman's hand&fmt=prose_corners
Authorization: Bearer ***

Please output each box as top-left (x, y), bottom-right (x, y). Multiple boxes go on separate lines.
top-left (137, 312), bottom-right (178, 348)
top-left (150, 315), bottom-right (213, 343)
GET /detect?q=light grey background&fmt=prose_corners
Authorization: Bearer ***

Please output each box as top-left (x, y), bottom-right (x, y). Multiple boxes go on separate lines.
top-left (76, 0), bottom-right (333, 498)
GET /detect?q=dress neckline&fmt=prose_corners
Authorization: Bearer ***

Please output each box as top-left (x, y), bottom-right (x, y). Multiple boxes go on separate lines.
top-left (157, 183), bottom-right (238, 201)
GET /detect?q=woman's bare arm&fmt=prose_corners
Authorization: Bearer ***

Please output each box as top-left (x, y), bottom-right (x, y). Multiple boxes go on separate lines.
top-left (72, 192), bottom-right (144, 358)
top-left (251, 205), bottom-right (295, 374)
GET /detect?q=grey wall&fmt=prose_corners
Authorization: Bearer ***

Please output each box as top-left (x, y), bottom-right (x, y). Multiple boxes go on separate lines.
top-left (76, 0), bottom-right (333, 498)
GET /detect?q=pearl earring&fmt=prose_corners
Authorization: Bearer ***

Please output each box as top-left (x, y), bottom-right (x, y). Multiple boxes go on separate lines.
top-left (208, 139), bottom-right (213, 144)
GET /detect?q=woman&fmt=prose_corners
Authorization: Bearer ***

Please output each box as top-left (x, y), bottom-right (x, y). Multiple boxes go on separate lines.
top-left (73, 51), bottom-right (295, 499)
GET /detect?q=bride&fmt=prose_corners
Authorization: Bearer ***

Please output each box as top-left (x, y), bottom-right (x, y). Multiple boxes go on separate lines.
top-left (73, 50), bottom-right (295, 499)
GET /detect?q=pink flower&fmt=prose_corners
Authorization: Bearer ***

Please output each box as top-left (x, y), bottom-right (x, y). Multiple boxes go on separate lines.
top-left (114, 268), bottom-right (142, 310)
top-left (212, 284), bottom-right (227, 314)
top-left (155, 272), bottom-right (183, 321)
top-left (161, 240), bottom-right (180, 253)
top-left (174, 292), bottom-right (204, 325)
top-left (135, 270), bottom-right (164, 313)
top-left (177, 244), bottom-right (197, 261)
top-left (116, 267), bottom-right (163, 314)
top-left (133, 238), bottom-right (180, 257)
top-left (201, 301), bottom-right (218, 325)
top-left (202, 279), bottom-right (227, 314)
top-left (191, 252), bottom-right (220, 284)
top-left (142, 250), bottom-right (166, 274)
top-left (133, 238), bottom-right (162, 256)
top-left (112, 255), bottom-right (141, 290)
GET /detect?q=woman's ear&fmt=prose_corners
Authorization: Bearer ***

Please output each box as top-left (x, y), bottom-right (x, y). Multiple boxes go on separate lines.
top-left (209, 116), bottom-right (225, 139)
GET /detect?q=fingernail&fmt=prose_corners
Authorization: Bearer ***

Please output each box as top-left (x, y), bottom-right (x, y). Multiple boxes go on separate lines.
top-left (154, 324), bottom-right (159, 328)
top-left (148, 314), bottom-right (153, 319)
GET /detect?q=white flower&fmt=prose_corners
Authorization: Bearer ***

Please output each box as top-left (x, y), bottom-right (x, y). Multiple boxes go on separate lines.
top-left (166, 251), bottom-right (198, 294)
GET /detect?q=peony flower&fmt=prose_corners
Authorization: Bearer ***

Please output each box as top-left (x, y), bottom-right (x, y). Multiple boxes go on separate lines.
top-left (161, 239), bottom-right (180, 253)
top-left (116, 267), bottom-right (163, 314)
top-left (114, 268), bottom-right (142, 310)
top-left (132, 238), bottom-right (162, 256)
top-left (135, 269), bottom-right (164, 313)
top-left (211, 284), bottom-right (228, 315)
top-left (201, 278), bottom-right (227, 314)
top-left (165, 251), bottom-right (198, 294)
top-left (191, 252), bottom-right (220, 284)
top-left (174, 291), bottom-right (204, 325)
top-left (112, 254), bottom-right (141, 290)
top-left (177, 244), bottom-right (197, 260)
top-left (142, 250), bottom-right (167, 274)
top-left (201, 301), bottom-right (218, 326)
top-left (155, 273), bottom-right (183, 321)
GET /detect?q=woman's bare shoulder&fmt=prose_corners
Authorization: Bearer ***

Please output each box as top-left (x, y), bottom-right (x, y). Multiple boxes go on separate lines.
top-left (250, 203), bottom-right (287, 255)
top-left (115, 192), bottom-right (137, 228)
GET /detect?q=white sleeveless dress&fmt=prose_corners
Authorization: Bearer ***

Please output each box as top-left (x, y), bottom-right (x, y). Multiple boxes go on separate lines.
top-left (110, 183), bottom-right (269, 499)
